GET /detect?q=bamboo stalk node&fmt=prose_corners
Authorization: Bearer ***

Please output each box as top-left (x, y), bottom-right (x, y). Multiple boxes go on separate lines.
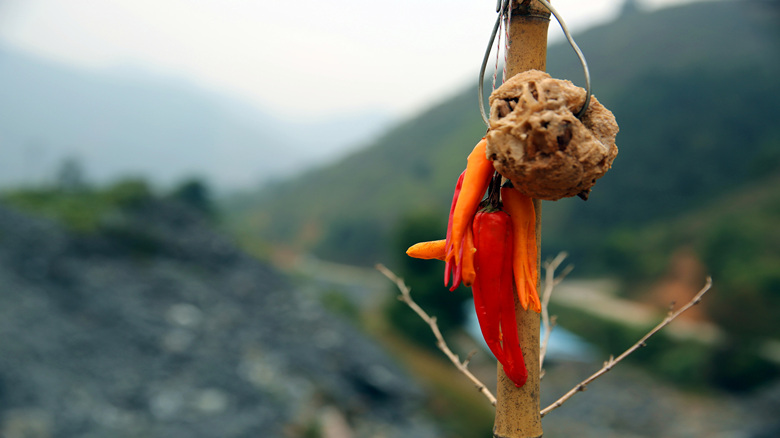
top-left (514, 0), bottom-right (552, 20)
top-left (486, 70), bottom-right (618, 201)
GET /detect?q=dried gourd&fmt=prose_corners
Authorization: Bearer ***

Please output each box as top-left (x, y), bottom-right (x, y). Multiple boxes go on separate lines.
top-left (487, 70), bottom-right (618, 200)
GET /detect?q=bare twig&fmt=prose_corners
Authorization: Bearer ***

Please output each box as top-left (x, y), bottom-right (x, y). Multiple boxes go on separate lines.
top-left (376, 264), bottom-right (497, 406)
top-left (539, 276), bottom-right (713, 417)
top-left (539, 252), bottom-right (573, 371)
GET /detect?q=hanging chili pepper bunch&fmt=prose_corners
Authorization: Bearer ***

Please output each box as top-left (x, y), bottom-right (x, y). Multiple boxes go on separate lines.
top-left (406, 138), bottom-right (540, 388)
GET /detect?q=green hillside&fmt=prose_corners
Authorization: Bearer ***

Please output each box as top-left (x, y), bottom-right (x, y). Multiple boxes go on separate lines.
top-left (228, 0), bottom-right (779, 269)
top-left (542, 0), bottom-right (780, 253)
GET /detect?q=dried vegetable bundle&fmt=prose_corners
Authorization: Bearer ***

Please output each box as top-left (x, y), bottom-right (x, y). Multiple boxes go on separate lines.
top-left (406, 138), bottom-right (539, 387)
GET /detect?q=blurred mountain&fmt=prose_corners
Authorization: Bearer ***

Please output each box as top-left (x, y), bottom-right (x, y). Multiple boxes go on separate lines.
top-left (0, 47), bottom-right (390, 190)
top-left (227, 0), bottom-right (780, 265)
top-left (0, 195), bottom-right (438, 437)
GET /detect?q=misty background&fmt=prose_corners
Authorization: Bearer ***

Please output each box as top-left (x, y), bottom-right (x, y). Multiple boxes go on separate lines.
top-left (0, 0), bottom-right (709, 190)
top-left (1, 0), bottom-right (779, 437)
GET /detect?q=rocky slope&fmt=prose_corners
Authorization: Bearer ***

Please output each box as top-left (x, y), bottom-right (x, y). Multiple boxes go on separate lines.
top-left (0, 201), bottom-right (438, 437)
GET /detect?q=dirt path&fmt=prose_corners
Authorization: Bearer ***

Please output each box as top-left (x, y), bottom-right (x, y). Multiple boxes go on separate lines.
top-left (552, 279), bottom-right (724, 345)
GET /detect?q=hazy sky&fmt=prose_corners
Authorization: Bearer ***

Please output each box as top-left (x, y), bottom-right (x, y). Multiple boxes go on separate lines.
top-left (0, 0), bottom-right (703, 121)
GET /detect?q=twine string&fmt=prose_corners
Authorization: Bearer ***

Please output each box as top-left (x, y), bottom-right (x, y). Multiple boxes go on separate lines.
top-left (502, 2), bottom-right (511, 85)
top-left (492, 6), bottom-right (502, 91)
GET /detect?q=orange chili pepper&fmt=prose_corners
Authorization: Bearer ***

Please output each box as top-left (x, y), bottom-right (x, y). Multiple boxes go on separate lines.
top-left (448, 225), bottom-right (478, 292)
top-left (461, 225), bottom-right (477, 287)
top-left (501, 187), bottom-right (540, 313)
top-left (498, 239), bottom-right (528, 387)
top-left (526, 220), bottom-right (540, 313)
top-left (406, 233), bottom-right (475, 290)
top-left (445, 171), bottom-right (465, 288)
top-left (446, 138), bottom-right (494, 265)
top-left (406, 240), bottom-right (446, 260)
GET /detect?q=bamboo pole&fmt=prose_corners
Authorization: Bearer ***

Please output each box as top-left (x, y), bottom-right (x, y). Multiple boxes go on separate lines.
top-left (493, 1), bottom-right (549, 437)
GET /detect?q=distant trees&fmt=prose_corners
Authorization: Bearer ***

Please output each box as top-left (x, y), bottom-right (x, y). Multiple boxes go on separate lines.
top-left (55, 157), bottom-right (87, 193)
top-left (170, 178), bottom-right (214, 216)
top-left (1, 175), bottom-right (219, 232)
top-left (619, 0), bottom-right (643, 17)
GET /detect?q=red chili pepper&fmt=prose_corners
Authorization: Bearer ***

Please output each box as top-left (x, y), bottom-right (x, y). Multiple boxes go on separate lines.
top-left (471, 210), bottom-right (510, 365)
top-left (472, 209), bottom-right (527, 387)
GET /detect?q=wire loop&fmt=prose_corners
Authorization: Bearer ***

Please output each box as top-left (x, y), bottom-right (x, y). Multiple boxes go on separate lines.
top-left (479, 0), bottom-right (592, 127)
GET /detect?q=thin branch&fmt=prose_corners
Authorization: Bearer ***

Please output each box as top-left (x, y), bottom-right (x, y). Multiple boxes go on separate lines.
top-left (540, 276), bottom-right (713, 417)
top-left (376, 264), bottom-right (497, 406)
top-left (539, 252), bottom-right (573, 371)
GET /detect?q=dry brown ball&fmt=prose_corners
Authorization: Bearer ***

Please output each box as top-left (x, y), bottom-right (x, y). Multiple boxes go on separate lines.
top-left (486, 70), bottom-right (618, 200)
